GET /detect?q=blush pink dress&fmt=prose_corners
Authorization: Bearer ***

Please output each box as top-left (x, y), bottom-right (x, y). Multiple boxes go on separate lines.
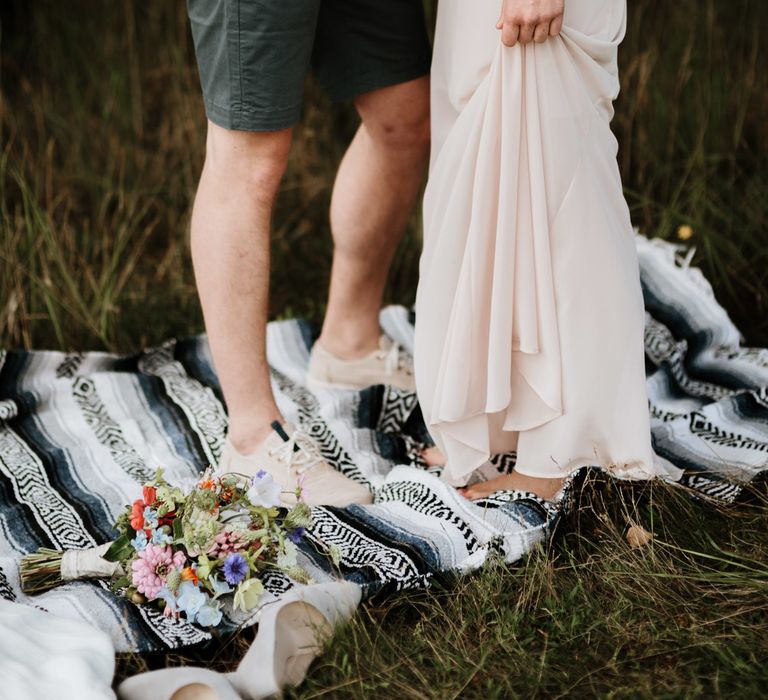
top-left (414, 0), bottom-right (683, 486)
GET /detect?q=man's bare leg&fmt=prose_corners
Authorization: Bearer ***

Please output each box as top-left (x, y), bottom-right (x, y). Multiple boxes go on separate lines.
top-left (317, 76), bottom-right (430, 359)
top-left (190, 122), bottom-right (291, 454)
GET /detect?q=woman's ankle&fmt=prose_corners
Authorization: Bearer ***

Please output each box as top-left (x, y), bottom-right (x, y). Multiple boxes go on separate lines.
top-left (508, 472), bottom-right (565, 500)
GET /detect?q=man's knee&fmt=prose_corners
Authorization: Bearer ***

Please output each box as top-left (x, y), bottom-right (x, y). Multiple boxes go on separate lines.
top-left (368, 108), bottom-right (431, 154)
top-left (203, 120), bottom-right (292, 201)
top-left (356, 77), bottom-right (431, 153)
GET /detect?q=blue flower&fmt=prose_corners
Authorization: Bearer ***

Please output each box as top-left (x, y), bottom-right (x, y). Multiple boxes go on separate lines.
top-left (131, 530), bottom-right (148, 551)
top-left (223, 552), bottom-right (249, 585)
top-left (143, 507), bottom-right (159, 529)
top-left (151, 528), bottom-right (173, 546)
top-left (209, 576), bottom-right (233, 599)
top-left (196, 600), bottom-right (223, 627)
top-left (288, 527), bottom-right (306, 544)
top-left (176, 580), bottom-right (206, 621)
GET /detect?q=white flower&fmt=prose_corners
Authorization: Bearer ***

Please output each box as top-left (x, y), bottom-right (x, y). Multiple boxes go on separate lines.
top-left (196, 599), bottom-right (223, 627)
top-left (177, 580), bottom-right (206, 620)
top-left (247, 471), bottom-right (282, 508)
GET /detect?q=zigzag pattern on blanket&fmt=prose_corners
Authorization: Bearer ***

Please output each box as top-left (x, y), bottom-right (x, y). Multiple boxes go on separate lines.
top-left (636, 236), bottom-right (768, 494)
top-left (0, 235), bottom-right (766, 652)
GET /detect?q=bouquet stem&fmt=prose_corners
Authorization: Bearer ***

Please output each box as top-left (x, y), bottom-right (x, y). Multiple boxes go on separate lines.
top-left (20, 542), bottom-right (122, 594)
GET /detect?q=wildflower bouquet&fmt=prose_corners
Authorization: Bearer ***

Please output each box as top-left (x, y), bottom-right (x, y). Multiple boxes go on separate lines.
top-left (21, 468), bottom-right (313, 628)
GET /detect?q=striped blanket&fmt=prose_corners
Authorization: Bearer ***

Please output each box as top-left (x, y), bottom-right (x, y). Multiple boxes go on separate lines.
top-left (0, 234), bottom-right (766, 653)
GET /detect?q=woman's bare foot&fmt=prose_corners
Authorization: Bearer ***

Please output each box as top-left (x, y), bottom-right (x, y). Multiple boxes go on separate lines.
top-left (421, 446), bottom-right (445, 466)
top-left (459, 472), bottom-right (565, 501)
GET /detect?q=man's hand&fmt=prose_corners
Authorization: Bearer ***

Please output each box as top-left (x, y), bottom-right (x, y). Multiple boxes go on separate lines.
top-left (496, 0), bottom-right (564, 47)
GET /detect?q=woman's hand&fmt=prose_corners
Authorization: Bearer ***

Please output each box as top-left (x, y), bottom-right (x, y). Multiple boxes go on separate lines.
top-left (497, 0), bottom-right (564, 47)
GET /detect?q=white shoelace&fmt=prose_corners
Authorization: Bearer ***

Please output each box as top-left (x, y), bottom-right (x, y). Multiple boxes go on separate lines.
top-left (268, 430), bottom-right (324, 474)
top-left (377, 340), bottom-right (413, 377)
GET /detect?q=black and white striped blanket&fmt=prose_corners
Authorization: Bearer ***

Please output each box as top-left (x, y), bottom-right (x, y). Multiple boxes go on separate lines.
top-left (0, 234), bottom-right (766, 652)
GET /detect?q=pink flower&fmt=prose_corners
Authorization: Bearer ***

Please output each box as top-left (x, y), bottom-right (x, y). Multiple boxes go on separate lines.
top-left (206, 529), bottom-right (247, 559)
top-left (131, 543), bottom-right (186, 599)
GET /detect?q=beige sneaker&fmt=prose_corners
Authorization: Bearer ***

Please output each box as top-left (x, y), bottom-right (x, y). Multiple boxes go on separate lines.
top-left (307, 334), bottom-right (415, 391)
top-left (218, 421), bottom-right (373, 508)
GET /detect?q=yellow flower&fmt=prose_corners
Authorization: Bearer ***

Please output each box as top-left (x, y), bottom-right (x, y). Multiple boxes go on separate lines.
top-left (233, 577), bottom-right (264, 612)
top-left (195, 554), bottom-right (211, 581)
top-left (677, 224), bottom-right (693, 241)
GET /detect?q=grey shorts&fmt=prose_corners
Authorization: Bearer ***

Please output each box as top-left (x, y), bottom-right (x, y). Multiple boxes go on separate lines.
top-left (186, 0), bottom-right (432, 132)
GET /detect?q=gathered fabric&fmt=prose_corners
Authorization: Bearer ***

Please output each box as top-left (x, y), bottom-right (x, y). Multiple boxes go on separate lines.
top-left (415, 0), bottom-right (683, 485)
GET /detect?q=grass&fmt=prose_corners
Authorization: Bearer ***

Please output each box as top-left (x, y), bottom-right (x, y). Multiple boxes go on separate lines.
top-left (290, 478), bottom-right (768, 698)
top-left (2, 0), bottom-right (768, 697)
top-left (1, 1), bottom-right (767, 350)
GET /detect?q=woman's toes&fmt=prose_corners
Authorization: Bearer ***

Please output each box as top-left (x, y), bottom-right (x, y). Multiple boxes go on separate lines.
top-left (421, 446), bottom-right (445, 466)
top-left (459, 486), bottom-right (481, 500)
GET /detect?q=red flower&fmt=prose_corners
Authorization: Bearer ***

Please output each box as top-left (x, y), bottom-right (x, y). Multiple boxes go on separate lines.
top-left (143, 486), bottom-right (157, 506)
top-left (130, 499), bottom-right (145, 530)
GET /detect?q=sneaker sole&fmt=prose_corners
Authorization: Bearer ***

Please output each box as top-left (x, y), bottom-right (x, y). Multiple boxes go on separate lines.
top-left (306, 375), bottom-right (416, 393)
top-left (305, 375), bottom-right (363, 392)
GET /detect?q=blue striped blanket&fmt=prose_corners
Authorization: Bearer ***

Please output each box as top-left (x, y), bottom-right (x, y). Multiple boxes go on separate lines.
top-left (0, 234), bottom-right (766, 652)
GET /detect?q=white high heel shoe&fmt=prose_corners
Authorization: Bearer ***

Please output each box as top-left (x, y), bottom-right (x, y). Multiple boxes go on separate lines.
top-left (117, 581), bottom-right (362, 700)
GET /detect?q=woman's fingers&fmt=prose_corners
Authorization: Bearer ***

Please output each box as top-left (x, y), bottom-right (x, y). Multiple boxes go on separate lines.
top-left (533, 21), bottom-right (550, 43)
top-left (501, 22), bottom-right (521, 47)
top-left (518, 22), bottom-right (535, 45)
top-left (549, 14), bottom-right (563, 36)
top-left (498, 0), bottom-right (565, 46)
top-left (501, 20), bottom-right (550, 47)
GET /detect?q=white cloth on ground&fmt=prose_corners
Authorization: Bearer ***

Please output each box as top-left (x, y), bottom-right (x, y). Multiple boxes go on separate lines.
top-left (0, 598), bottom-right (116, 700)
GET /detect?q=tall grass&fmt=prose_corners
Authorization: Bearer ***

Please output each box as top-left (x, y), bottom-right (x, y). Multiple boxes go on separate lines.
top-left (1, 0), bottom-right (767, 351)
top-left (618, 0), bottom-right (768, 338)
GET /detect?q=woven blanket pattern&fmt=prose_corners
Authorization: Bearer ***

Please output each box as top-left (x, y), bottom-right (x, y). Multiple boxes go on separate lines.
top-left (0, 235), bottom-right (766, 652)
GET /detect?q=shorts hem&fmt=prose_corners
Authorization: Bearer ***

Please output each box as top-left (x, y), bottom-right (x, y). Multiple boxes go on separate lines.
top-left (203, 99), bottom-right (302, 132)
top-left (323, 62), bottom-right (431, 103)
